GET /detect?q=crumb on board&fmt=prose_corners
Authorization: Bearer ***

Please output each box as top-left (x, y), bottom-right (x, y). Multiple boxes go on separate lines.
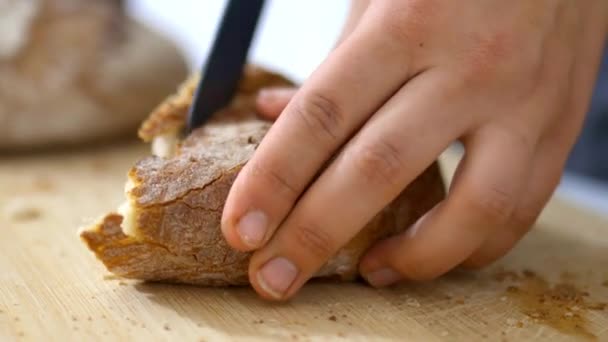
top-left (328, 315), bottom-right (337, 322)
top-left (406, 298), bottom-right (421, 307)
top-left (4, 199), bottom-right (42, 222)
top-left (163, 323), bottom-right (171, 331)
top-left (504, 270), bottom-right (603, 339)
top-left (493, 270), bottom-right (521, 282)
top-left (522, 269), bottom-right (536, 278)
top-left (506, 286), bottom-right (519, 293)
top-left (602, 280), bottom-right (608, 288)
top-left (32, 177), bottom-right (54, 192)
top-left (587, 303), bottom-right (607, 311)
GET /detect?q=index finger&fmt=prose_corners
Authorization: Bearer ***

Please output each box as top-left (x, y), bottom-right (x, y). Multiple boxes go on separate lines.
top-left (221, 6), bottom-right (419, 252)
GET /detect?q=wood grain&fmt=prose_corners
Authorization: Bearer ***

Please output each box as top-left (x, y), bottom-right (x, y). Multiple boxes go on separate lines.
top-left (0, 143), bottom-right (607, 341)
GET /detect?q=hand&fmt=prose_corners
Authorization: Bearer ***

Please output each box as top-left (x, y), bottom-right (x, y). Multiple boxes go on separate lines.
top-left (222, 0), bottom-right (608, 300)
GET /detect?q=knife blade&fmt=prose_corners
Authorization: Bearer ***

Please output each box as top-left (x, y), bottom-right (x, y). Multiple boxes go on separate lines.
top-left (187, 0), bottom-right (267, 132)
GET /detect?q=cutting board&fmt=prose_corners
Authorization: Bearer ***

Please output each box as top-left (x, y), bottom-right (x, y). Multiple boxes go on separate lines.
top-left (1, 142), bottom-right (607, 341)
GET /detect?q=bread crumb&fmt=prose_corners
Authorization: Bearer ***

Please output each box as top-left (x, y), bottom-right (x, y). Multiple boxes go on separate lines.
top-left (587, 303), bottom-right (607, 311)
top-left (32, 177), bottom-right (54, 192)
top-left (523, 269), bottom-right (536, 278)
top-left (506, 286), bottom-right (519, 293)
top-left (500, 296), bottom-right (507, 302)
top-left (4, 198), bottom-right (41, 222)
top-left (493, 270), bottom-right (521, 282)
top-left (328, 315), bottom-right (337, 322)
top-left (516, 322), bottom-right (524, 328)
top-left (406, 298), bottom-right (421, 307)
top-left (506, 318), bottom-right (517, 326)
top-left (163, 323), bottom-right (171, 331)
top-left (602, 280), bottom-right (608, 288)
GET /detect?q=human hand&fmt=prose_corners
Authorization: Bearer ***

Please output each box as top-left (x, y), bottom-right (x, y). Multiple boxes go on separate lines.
top-left (222, 0), bottom-right (608, 300)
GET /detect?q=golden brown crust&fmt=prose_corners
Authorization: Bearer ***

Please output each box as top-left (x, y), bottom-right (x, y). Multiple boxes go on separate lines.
top-left (80, 66), bottom-right (446, 286)
top-left (137, 65), bottom-right (294, 142)
top-left (81, 163), bottom-right (444, 286)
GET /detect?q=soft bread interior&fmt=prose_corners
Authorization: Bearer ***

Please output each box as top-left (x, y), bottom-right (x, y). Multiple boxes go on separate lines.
top-left (151, 133), bottom-right (179, 159)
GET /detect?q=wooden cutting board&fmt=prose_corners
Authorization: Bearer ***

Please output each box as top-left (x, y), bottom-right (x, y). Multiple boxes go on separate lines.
top-left (1, 142), bottom-right (607, 341)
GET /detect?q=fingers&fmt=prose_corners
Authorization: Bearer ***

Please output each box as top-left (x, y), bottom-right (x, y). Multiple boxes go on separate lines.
top-left (222, 9), bottom-right (418, 252)
top-left (247, 71), bottom-right (467, 300)
top-left (256, 0), bottom-right (371, 120)
top-left (359, 125), bottom-right (535, 287)
top-left (336, 0), bottom-right (370, 46)
top-left (256, 87), bottom-right (298, 120)
top-left (462, 135), bottom-right (570, 268)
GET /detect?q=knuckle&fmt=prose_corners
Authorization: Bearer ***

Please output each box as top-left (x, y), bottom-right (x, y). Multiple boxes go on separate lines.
top-left (461, 30), bottom-right (543, 90)
top-left (464, 186), bottom-right (515, 224)
top-left (509, 207), bottom-right (540, 233)
top-left (375, 0), bottom-right (435, 44)
top-left (460, 33), bottom-right (515, 87)
top-left (397, 255), bottom-right (442, 281)
top-left (247, 161), bottom-right (299, 199)
top-left (350, 139), bottom-right (404, 188)
top-left (292, 223), bottom-right (335, 260)
top-left (294, 92), bottom-right (344, 142)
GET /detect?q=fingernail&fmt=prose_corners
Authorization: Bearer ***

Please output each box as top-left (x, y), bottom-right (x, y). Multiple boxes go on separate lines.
top-left (258, 88), bottom-right (293, 103)
top-left (365, 268), bottom-right (401, 288)
top-left (406, 212), bottom-right (428, 239)
top-left (258, 89), bottom-right (272, 101)
top-left (237, 211), bottom-right (268, 248)
top-left (258, 89), bottom-right (276, 103)
top-left (257, 257), bottom-right (298, 299)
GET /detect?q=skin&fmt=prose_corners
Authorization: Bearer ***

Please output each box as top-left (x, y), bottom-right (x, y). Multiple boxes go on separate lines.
top-left (221, 0), bottom-right (608, 301)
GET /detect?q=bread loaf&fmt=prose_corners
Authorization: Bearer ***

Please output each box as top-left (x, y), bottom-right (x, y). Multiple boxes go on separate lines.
top-left (0, 0), bottom-right (188, 150)
top-left (80, 66), bottom-right (446, 286)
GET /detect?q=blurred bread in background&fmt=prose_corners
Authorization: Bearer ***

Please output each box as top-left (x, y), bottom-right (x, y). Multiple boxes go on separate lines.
top-left (0, 0), bottom-right (188, 150)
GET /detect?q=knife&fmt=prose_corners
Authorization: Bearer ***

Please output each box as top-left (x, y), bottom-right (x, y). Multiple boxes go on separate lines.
top-left (186, 0), bottom-right (267, 132)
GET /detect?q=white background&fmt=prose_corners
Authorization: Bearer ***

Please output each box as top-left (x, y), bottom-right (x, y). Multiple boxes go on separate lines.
top-left (127, 0), bottom-right (608, 217)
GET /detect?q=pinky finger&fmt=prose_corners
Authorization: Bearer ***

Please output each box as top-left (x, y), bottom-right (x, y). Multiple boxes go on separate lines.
top-left (462, 141), bottom-right (568, 268)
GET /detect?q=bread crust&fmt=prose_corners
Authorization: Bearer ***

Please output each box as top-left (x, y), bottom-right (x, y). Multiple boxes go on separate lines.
top-left (0, 0), bottom-right (188, 150)
top-left (80, 66), bottom-right (446, 286)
